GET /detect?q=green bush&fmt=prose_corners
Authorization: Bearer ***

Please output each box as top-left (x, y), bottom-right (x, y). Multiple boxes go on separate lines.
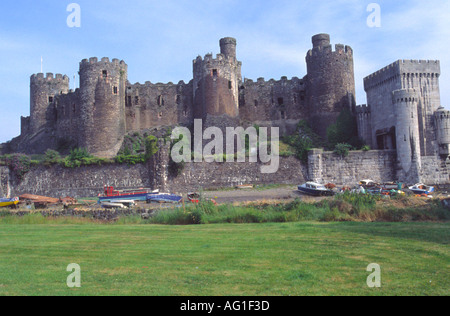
top-left (334, 143), bottom-right (352, 158)
top-left (115, 154), bottom-right (146, 165)
top-left (44, 150), bottom-right (62, 165)
top-left (145, 135), bottom-right (159, 160)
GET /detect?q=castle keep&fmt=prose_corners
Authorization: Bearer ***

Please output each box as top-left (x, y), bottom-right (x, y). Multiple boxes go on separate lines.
top-left (5, 33), bottom-right (450, 185)
top-left (356, 60), bottom-right (450, 183)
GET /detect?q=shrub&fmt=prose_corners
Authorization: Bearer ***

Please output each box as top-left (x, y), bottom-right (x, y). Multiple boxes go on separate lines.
top-left (145, 135), bottom-right (159, 160)
top-left (334, 143), bottom-right (352, 158)
top-left (44, 149), bottom-right (62, 165)
top-left (4, 154), bottom-right (32, 180)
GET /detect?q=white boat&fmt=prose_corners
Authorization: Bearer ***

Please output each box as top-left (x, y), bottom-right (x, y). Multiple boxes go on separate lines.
top-left (409, 184), bottom-right (435, 195)
top-left (112, 200), bottom-right (137, 207)
top-left (298, 182), bottom-right (334, 196)
top-left (101, 202), bottom-right (127, 209)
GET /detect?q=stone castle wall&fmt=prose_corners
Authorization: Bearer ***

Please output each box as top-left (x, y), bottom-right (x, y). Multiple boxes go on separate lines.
top-left (125, 81), bottom-right (194, 131)
top-left (308, 149), bottom-right (397, 185)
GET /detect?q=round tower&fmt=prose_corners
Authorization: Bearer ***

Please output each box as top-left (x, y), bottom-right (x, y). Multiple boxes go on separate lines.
top-left (193, 37), bottom-right (242, 122)
top-left (435, 106), bottom-right (450, 157)
top-left (220, 37), bottom-right (237, 59)
top-left (78, 57), bottom-right (128, 158)
top-left (392, 89), bottom-right (422, 182)
top-left (30, 73), bottom-right (69, 134)
top-left (306, 34), bottom-right (356, 139)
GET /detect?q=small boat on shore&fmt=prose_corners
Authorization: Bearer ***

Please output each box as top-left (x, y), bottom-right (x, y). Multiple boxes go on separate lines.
top-left (0, 197), bottom-right (19, 208)
top-left (187, 193), bottom-right (200, 203)
top-left (409, 184), bottom-right (435, 195)
top-left (298, 182), bottom-right (334, 197)
top-left (98, 186), bottom-right (159, 203)
top-left (146, 193), bottom-right (183, 204)
top-left (101, 202), bottom-right (127, 209)
top-left (359, 180), bottom-right (378, 188)
top-left (236, 184), bottom-right (254, 189)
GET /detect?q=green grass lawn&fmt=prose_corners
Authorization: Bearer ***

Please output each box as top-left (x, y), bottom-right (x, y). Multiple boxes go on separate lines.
top-left (0, 222), bottom-right (448, 296)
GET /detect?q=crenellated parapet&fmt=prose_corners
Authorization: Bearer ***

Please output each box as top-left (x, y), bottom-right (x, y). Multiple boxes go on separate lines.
top-left (364, 60), bottom-right (440, 91)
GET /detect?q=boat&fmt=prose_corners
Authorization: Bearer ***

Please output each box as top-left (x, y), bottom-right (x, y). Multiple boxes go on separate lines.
top-left (187, 192), bottom-right (201, 203)
top-left (101, 202), bottom-right (127, 209)
top-left (409, 184), bottom-right (435, 195)
top-left (0, 197), bottom-right (19, 208)
top-left (112, 200), bottom-right (137, 208)
top-left (98, 186), bottom-right (159, 203)
top-left (359, 180), bottom-right (378, 188)
top-left (146, 193), bottom-right (183, 204)
top-left (381, 182), bottom-right (402, 190)
top-left (236, 184), bottom-right (253, 189)
top-left (298, 182), bottom-right (334, 196)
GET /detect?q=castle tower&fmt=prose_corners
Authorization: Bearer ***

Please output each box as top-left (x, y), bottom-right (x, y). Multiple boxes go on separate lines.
top-left (29, 73), bottom-right (69, 134)
top-left (78, 57), bottom-right (128, 158)
top-left (435, 106), bottom-right (450, 157)
top-left (193, 37), bottom-right (242, 122)
top-left (306, 34), bottom-right (356, 139)
top-left (392, 89), bottom-right (422, 183)
top-left (355, 104), bottom-right (372, 147)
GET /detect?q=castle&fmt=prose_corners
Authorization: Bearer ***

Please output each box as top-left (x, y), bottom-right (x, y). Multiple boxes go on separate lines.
top-left (4, 33), bottom-right (450, 184)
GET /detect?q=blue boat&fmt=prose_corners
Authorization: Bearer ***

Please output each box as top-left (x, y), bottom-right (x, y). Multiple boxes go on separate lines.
top-left (146, 193), bottom-right (183, 204)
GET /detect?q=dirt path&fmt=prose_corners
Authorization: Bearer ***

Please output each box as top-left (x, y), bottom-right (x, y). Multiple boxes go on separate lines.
top-left (201, 186), bottom-right (311, 204)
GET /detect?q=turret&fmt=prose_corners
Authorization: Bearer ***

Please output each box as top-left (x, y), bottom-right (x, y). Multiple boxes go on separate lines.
top-left (435, 106), bottom-right (450, 157)
top-left (78, 57), bottom-right (128, 158)
top-left (220, 37), bottom-right (237, 59)
top-left (193, 38), bottom-right (242, 121)
top-left (29, 73), bottom-right (69, 134)
top-left (392, 89), bottom-right (421, 182)
top-left (306, 34), bottom-right (356, 139)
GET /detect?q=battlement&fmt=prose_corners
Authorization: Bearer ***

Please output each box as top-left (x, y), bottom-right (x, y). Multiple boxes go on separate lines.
top-left (364, 60), bottom-right (440, 91)
top-left (306, 44), bottom-right (353, 59)
top-left (392, 88), bottom-right (418, 104)
top-left (355, 104), bottom-right (371, 114)
top-left (31, 73), bottom-right (69, 82)
top-left (193, 52), bottom-right (241, 67)
top-left (243, 76), bottom-right (304, 86)
top-left (129, 80), bottom-right (187, 88)
top-left (80, 57), bottom-right (127, 67)
top-left (436, 106), bottom-right (450, 119)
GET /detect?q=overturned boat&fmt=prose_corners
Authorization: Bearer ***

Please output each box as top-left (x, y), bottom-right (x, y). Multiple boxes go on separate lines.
top-left (0, 197), bottom-right (19, 208)
top-left (409, 184), bottom-right (435, 195)
top-left (146, 193), bottom-right (183, 204)
top-left (298, 182), bottom-right (334, 197)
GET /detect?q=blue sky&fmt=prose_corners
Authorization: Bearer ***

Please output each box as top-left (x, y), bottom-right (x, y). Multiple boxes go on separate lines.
top-left (0, 0), bottom-right (449, 143)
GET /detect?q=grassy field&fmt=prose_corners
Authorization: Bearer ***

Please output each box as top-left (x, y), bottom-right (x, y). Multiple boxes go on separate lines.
top-left (0, 221), bottom-right (448, 296)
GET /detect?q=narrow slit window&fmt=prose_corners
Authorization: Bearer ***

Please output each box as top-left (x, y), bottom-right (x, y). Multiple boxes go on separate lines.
top-left (113, 87), bottom-right (118, 95)
top-left (157, 95), bottom-right (164, 106)
top-left (228, 81), bottom-right (232, 89)
top-left (48, 96), bottom-right (54, 103)
top-left (102, 70), bottom-right (108, 79)
top-left (212, 69), bottom-right (218, 78)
